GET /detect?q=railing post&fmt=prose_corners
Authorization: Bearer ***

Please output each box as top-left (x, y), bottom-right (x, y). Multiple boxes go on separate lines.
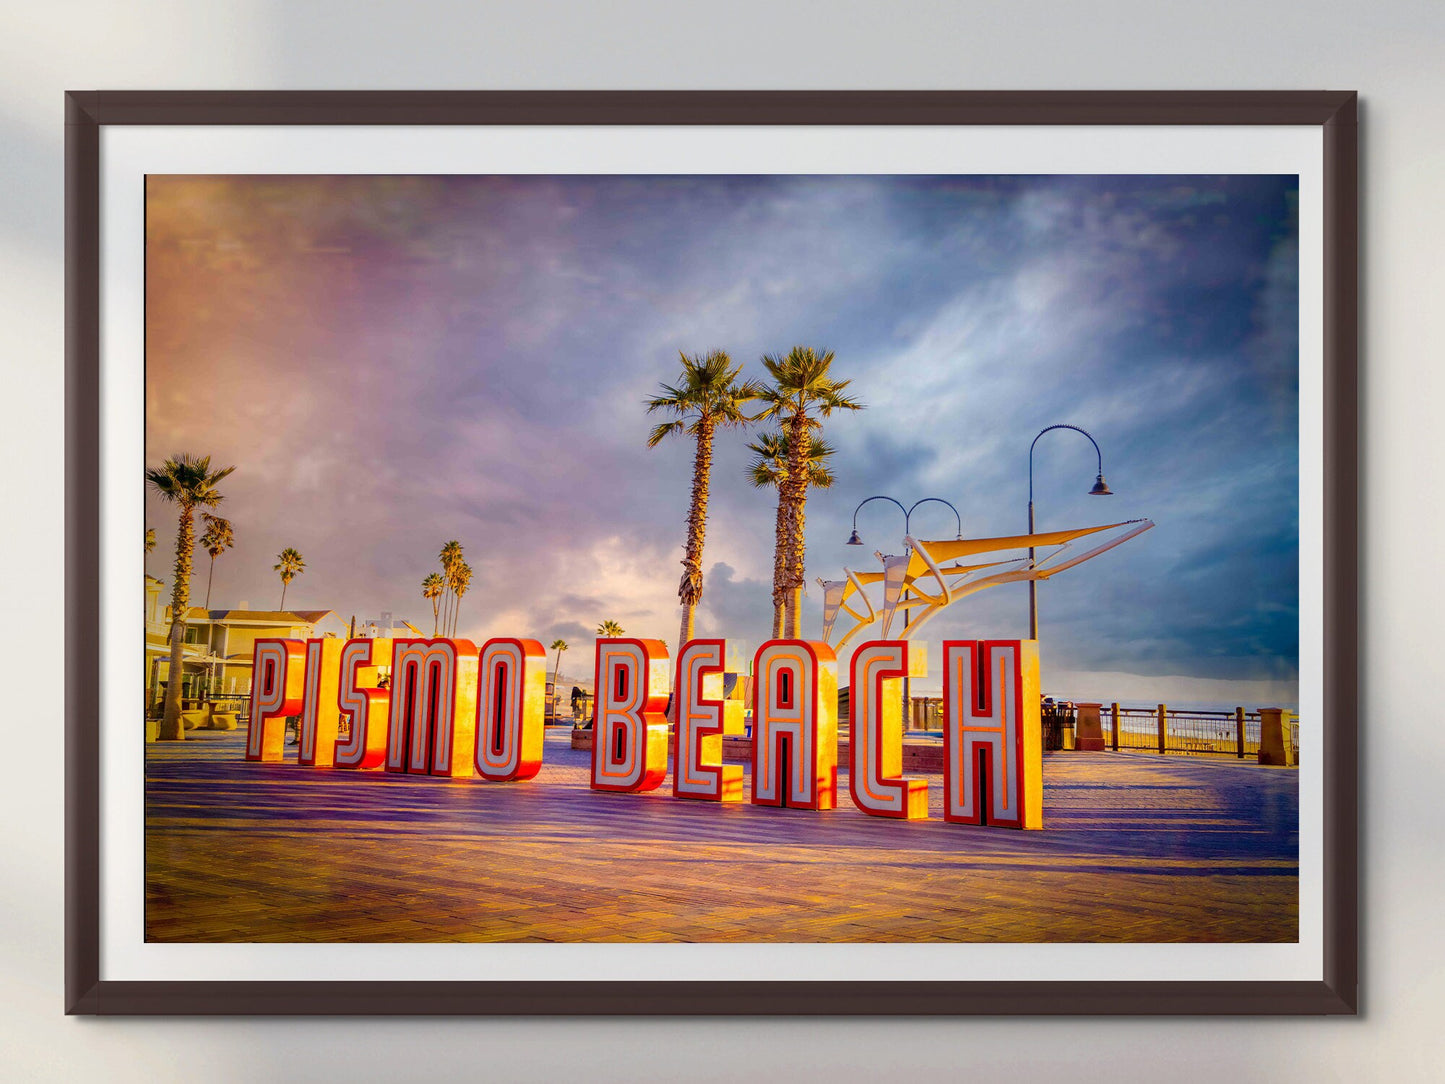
top-left (1110, 702), bottom-right (1120, 751)
top-left (1257, 707), bottom-right (1295, 766)
top-left (1235, 706), bottom-right (1246, 759)
top-left (1156, 703), bottom-right (1167, 754)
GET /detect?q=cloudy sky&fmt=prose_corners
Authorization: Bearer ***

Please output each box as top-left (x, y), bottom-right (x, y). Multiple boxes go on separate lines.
top-left (145, 173), bottom-right (1299, 708)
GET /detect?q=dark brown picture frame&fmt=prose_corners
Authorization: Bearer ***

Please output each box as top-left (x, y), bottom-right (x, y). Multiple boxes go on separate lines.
top-left (65, 90), bottom-right (1357, 1016)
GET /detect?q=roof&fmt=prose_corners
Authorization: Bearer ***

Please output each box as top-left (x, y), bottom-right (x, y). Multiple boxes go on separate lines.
top-left (206, 609), bottom-right (337, 623)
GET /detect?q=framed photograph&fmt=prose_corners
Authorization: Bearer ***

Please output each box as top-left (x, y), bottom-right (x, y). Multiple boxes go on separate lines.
top-left (66, 91), bottom-right (1357, 1015)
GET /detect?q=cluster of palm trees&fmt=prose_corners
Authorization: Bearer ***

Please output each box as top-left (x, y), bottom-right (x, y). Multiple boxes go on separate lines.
top-left (145, 454), bottom-right (236, 742)
top-left (646, 345), bottom-right (862, 645)
top-left (147, 454), bottom-right (319, 740)
top-left (421, 541), bottom-right (473, 637)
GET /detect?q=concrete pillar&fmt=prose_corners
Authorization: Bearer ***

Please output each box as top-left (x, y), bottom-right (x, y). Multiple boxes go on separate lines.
top-left (1110, 702), bottom-right (1121, 751)
top-left (1258, 708), bottom-right (1295, 766)
top-left (1235, 706), bottom-right (1246, 759)
top-left (1075, 702), bottom-right (1106, 751)
top-left (1156, 704), bottom-right (1168, 754)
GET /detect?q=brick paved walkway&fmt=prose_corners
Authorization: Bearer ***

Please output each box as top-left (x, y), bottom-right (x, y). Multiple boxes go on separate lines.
top-left (145, 729), bottom-right (1298, 943)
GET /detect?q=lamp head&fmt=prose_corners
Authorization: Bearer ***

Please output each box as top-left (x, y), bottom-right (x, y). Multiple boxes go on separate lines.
top-left (1089, 474), bottom-right (1113, 496)
top-left (846, 529), bottom-right (864, 546)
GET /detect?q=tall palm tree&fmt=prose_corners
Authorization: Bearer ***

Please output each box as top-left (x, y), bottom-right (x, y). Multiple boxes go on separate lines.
top-left (422, 572), bottom-right (444, 636)
top-left (754, 347), bottom-right (863, 638)
top-left (450, 561), bottom-right (472, 637)
top-left (274, 547), bottom-right (305, 609)
top-left (145, 454), bottom-right (235, 741)
top-left (438, 540), bottom-right (463, 638)
top-left (549, 638), bottom-right (569, 718)
top-left (646, 350), bottom-right (759, 654)
top-left (198, 513), bottom-right (234, 610)
top-left (597, 620), bottom-right (625, 637)
top-left (747, 431), bottom-right (837, 637)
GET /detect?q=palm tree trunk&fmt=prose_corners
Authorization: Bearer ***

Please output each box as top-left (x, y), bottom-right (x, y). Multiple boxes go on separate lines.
top-left (782, 410), bottom-right (810, 639)
top-left (159, 505), bottom-right (195, 741)
top-left (280, 581), bottom-right (288, 610)
top-left (431, 599), bottom-right (439, 637)
top-left (204, 555), bottom-right (216, 610)
top-left (769, 483), bottom-right (788, 640)
top-left (676, 419), bottom-right (713, 650)
top-left (672, 421), bottom-right (715, 722)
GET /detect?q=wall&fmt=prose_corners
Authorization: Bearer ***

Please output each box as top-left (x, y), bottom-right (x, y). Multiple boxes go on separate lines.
top-left (1, 1), bottom-right (1439, 1079)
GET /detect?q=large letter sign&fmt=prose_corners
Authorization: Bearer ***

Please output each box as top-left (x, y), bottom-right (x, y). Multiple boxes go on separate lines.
top-left (474, 638), bottom-right (546, 782)
top-left (849, 639), bottom-right (929, 819)
top-left (942, 639), bottom-right (1043, 829)
top-left (335, 638), bottom-right (392, 770)
top-left (297, 637), bottom-right (345, 768)
top-left (245, 638), bottom-right (305, 762)
top-left (385, 639), bottom-right (480, 778)
top-left (673, 639), bottom-right (744, 802)
top-left (590, 638), bottom-right (670, 793)
top-left (751, 640), bottom-right (838, 810)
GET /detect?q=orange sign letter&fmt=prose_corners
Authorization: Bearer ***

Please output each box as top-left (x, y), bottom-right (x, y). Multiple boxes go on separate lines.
top-left (298, 637), bottom-right (345, 767)
top-left (751, 640), bottom-right (838, 810)
top-left (590, 638), bottom-right (669, 793)
top-left (942, 640), bottom-right (1042, 829)
top-left (849, 639), bottom-right (929, 819)
top-left (673, 639), bottom-right (744, 802)
top-left (385, 639), bottom-right (480, 778)
top-left (474, 638), bottom-right (546, 782)
top-left (245, 638), bottom-right (305, 762)
top-left (335, 638), bottom-right (392, 770)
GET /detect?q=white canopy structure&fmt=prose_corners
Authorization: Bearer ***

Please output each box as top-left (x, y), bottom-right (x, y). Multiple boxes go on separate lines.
top-left (818, 518), bottom-right (1154, 648)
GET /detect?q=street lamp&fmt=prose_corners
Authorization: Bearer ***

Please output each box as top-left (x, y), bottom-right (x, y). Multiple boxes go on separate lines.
top-left (845, 495), bottom-right (963, 550)
top-left (844, 495), bottom-right (963, 727)
top-left (1027, 424), bottom-right (1112, 640)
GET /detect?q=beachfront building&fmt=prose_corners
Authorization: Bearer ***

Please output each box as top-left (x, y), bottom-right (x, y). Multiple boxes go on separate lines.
top-left (144, 580), bottom-right (348, 712)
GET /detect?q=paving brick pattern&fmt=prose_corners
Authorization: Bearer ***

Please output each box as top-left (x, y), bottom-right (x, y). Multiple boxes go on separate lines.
top-left (145, 729), bottom-right (1298, 943)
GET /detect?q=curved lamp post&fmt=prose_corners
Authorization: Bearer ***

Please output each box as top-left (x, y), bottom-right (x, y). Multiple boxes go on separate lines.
top-left (845, 495), bottom-right (963, 550)
top-left (1028, 424), bottom-right (1112, 640)
top-left (845, 495), bottom-right (963, 727)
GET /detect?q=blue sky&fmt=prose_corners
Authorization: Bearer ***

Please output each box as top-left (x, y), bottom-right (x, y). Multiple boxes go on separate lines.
top-left (146, 173), bottom-right (1299, 707)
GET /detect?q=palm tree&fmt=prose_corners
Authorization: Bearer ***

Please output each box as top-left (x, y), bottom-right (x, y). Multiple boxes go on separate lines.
top-left (197, 514), bottom-right (234, 610)
top-left (597, 620), bottom-right (625, 637)
top-left (145, 527), bottom-right (156, 554)
top-left (549, 638), bottom-right (569, 718)
top-left (438, 540), bottom-right (463, 638)
top-left (646, 350), bottom-right (759, 654)
top-left (274, 547), bottom-right (305, 609)
top-left (422, 572), bottom-right (444, 636)
top-left (145, 454), bottom-right (235, 741)
top-left (450, 561), bottom-right (472, 637)
top-left (747, 431), bottom-right (837, 637)
top-left (753, 347), bottom-right (863, 638)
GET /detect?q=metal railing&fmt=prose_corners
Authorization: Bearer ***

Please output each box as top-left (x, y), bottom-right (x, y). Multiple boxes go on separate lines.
top-left (1110, 706), bottom-right (1299, 762)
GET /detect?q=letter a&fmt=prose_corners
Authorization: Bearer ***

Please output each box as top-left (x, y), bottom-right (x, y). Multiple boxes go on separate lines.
top-left (751, 640), bottom-right (838, 810)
